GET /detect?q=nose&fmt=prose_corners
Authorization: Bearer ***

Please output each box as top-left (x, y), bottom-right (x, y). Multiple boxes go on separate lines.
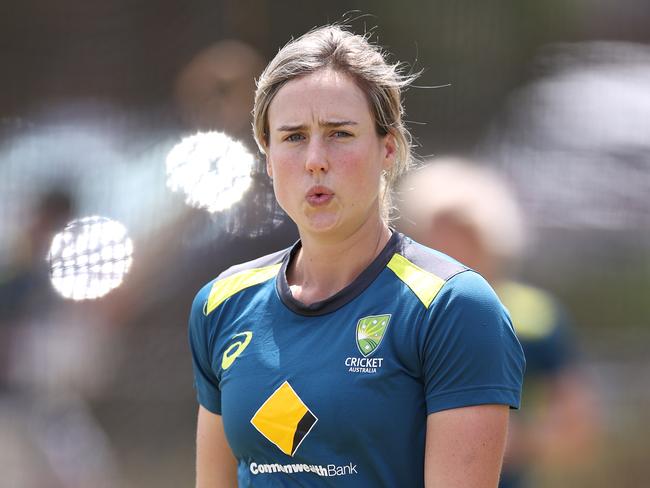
top-left (304, 137), bottom-right (329, 174)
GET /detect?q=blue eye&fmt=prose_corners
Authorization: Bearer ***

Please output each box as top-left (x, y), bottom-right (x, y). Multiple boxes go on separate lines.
top-left (286, 133), bottom-right (304, 142)
top-left (333, 131), bottom-right (351, 138)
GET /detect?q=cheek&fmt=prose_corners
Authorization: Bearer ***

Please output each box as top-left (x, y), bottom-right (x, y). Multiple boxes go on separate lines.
top-left (266, 149), bottom-right (291, 180)
top-left (266, 156), bottom-right (299, 206)
top-left (334, 148), bottom-right (383, 190)
top-left (268, 172), bottom-right (292, 216)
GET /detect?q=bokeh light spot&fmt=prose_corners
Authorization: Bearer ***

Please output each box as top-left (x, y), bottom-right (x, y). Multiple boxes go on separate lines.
top-left (48, 216), bottom-right (134, 300)
top-left (165, 131), bottom-right (255, 213)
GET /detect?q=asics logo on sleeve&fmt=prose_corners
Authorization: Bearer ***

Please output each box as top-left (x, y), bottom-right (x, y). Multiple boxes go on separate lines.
top-left (222, 331), bottom-right (253, 370)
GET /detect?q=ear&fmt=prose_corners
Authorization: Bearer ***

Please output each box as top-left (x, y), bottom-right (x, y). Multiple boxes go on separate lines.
top-left (265, 154), bottom-right (274, 179)
top-left (382, 132), bottom-right (397, 171)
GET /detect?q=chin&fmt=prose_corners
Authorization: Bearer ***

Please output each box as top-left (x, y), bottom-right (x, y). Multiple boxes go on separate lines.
top-left (291, 206), bottom-right (338, 231)
top-left (300, 214), bottom-right (342, 235)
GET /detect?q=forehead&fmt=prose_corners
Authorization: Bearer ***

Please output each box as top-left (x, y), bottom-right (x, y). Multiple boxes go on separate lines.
top-left (267, 69), bottom-right (373, 126)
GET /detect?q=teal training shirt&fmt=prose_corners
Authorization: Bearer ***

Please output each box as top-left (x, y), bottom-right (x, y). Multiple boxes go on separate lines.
top-left (189, 232), bottom-right (525, 487)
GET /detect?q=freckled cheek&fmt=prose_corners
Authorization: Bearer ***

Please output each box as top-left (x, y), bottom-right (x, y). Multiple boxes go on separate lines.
top-left (332, 152), bottom-right (383, 189)
top-left (267, 148), bottom-right (302, 178)
top-left (268, 161), bottom-right (306, 210)
top-left (270, 180), bottom-right (297, 218)
top-left (330, 147), bottom-right (373, 172)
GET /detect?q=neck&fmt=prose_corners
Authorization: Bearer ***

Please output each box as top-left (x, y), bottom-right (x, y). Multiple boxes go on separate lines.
top-left (288, 219), bottom-right (392, 305)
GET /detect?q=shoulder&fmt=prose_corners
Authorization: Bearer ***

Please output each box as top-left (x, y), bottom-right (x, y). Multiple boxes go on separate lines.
top-left (216, 247), bottom-right (290, 281)
top-left (389, 234), bottom-right (496, 310)
top-left (192, 246), bottom-right (291, 317)
top-left (393, 234), bottom-right (468, 281)
top-left (394, 238), bottom-right (525, 411)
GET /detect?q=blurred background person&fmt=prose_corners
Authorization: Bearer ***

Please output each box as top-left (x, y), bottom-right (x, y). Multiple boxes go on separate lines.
top-left (397, 158), bottom-right (600, 488)
top-left (174, 39), bottom-right (265, 145)
top-left (171, 38), bottom-right (285, 241)
top-left (0, 187), bottom-right (122, 488)
top-left (0, 187), bottom-right (74, 319)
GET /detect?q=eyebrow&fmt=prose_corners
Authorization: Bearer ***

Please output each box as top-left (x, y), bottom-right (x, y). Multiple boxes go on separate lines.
top-left (276, 120), bottom-right (358, 132)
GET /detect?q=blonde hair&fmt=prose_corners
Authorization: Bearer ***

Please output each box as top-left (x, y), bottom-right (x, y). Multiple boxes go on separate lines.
top-left (253, 25), bottom-right (417, 220)
top-left (397, 157), bottom-right (526, 263)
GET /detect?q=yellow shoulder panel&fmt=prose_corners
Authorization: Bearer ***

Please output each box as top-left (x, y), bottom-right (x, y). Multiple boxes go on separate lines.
top-left (205, 263), bottom-right (282, 315)
top-left (386, 253), bottom-right (446, 308)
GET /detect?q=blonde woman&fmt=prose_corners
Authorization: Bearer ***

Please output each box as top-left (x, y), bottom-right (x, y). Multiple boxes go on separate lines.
top-left (189, 26), bottom-right (524, 487)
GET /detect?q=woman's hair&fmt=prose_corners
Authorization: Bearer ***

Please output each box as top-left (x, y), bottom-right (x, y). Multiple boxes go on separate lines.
top-left (253, 24), bottom-right (417, 220)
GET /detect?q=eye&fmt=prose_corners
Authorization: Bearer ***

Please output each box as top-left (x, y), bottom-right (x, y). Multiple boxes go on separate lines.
top-left (285, 133), bottom-right (305, 142)
top-left (332, 130), bottom-right (352, 138)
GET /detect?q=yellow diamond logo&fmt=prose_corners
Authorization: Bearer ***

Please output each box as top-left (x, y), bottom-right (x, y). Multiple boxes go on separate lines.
top-left (250, 381), bottom-right (317, 457)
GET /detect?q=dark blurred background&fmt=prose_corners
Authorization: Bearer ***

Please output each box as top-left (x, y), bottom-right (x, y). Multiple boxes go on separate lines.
top-left (0, 1), bottom-right (648, 486)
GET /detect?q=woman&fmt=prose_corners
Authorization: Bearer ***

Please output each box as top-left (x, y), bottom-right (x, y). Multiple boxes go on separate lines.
top-left (189, 25), bottom-right (524, 487)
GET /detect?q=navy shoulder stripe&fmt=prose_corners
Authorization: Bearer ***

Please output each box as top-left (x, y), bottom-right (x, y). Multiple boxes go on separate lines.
top-left (217, 247), bottom-right (290, 281)
top-left (399, 236), bottom-right (468, 281)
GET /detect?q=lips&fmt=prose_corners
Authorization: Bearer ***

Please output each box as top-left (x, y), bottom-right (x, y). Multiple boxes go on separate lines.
top-left (306, 185), bottom-right (334, 206)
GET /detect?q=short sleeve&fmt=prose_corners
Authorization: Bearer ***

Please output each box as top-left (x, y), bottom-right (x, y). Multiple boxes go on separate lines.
top-left (421, 271), bottom-right (525, 414)
top-left (188, 282), bottom-right (222, 414)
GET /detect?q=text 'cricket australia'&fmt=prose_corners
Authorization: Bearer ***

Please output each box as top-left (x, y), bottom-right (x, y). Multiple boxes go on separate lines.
top-left (345, 357), bottom-right (384, 374)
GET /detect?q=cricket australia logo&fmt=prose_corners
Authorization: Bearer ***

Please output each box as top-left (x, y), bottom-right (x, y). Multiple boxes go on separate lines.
top-left (356, 314), bottom-right (390, 356)
top-left (345, 314), bottom-right (391, 374)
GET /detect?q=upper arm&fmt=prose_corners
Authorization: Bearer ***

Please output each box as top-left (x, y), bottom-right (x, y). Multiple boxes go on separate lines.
top-left (190, 287), bottom-right (236, 486)
top-left (425, 404), bottom-right (509, 488)
top-left (189, 284), bottom-right (223, 414)
top-left (196, 406), bottom-right (237, 488)
top-left (422, 271), bottom-right (525, 414)
top-left (420, 272), bottom-right (522, 486)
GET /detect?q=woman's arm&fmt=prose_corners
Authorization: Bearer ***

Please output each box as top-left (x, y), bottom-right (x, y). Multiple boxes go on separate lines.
top-left (196, 405), bottom-right (238, 488)
top-left (425, 404), bottom-right (509, 488)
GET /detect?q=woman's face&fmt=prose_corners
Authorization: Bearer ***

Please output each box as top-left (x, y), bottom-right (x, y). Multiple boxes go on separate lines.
top-left (265, 68), bottom-right (395, 240)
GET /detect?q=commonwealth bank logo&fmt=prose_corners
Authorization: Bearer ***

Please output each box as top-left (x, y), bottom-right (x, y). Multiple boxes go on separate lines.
top-left (251, 381), bottom-right (317, 457)
top-left (356, 314), bottom-right (391, 357)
